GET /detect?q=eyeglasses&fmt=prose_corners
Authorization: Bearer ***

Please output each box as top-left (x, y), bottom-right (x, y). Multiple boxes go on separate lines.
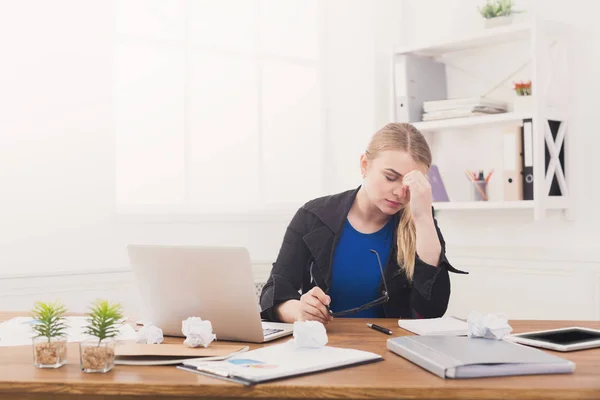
top-left (327, 249), bottom-right (389, 317)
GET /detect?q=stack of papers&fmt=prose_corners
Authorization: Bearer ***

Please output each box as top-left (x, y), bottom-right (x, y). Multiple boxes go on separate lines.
top-left (422, 97), bottom-right (507, 121)
top-left (0, 316), bottom-right (138, 347)
top-left (398, 316), bottom-right (469, 336)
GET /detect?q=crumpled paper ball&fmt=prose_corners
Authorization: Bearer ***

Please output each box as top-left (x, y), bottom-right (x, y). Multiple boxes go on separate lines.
top-left (136, 324), bottom-right (164, 344)
top-left (292, 320), bottom-right (328, 348)
top-left (467, 311), bottom-right (513, 340)
top-left (181, 317), bottom-right (216, 348)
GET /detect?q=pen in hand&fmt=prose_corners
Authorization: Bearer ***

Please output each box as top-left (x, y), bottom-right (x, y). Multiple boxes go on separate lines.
top-left (367, 323), bottom-right (392, 335)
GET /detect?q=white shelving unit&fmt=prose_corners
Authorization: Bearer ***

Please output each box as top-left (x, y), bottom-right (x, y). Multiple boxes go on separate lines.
top-left (392, 18), bottom-right (572, 220)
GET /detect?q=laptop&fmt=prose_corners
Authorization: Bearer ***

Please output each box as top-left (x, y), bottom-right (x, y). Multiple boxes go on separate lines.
top-left (127, 245), bottom-right (293, 343)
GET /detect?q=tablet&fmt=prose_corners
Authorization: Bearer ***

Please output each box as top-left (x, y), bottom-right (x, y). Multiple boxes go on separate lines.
top-left (505, 327), bottom-right (600, 352)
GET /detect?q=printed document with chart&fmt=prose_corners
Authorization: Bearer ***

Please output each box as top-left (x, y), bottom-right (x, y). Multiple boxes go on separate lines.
top-left (177, 340), bottom-right (383, 385)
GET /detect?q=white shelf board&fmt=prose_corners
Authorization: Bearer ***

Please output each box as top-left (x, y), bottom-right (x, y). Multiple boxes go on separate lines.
top-left (433, 201), bottom-right (534, 210)
top-left (433, 198), bottom-right (569, 211)
top-left (394, 24), bottom-right (531, 57)
top-left (410, 112), bottom-right (530, 133)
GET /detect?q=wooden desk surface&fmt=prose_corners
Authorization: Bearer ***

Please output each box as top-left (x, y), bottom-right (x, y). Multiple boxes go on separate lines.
top-left (0, 312), bottom-right (599, 400)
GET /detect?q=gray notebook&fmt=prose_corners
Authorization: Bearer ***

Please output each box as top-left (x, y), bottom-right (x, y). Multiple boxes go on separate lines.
top-left (387, 336), bottom-right (575, 379)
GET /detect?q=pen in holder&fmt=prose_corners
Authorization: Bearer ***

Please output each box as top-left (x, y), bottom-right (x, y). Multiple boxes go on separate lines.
top-left (465, 170), bottom-right (493, 202)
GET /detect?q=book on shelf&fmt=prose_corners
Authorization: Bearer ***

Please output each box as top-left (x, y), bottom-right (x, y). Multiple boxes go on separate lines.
top-left (422, 97), bottom-right (507, 121)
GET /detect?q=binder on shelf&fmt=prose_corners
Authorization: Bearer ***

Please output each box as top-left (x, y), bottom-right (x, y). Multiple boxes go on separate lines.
top-left (394, 54), bottom-right (447, 123)
top-left (503, 124), bottom-right (524, 201)
top-left (522, 119), bottom-right (534, 200)
top-left (428, 165), bottom-right (450, 202)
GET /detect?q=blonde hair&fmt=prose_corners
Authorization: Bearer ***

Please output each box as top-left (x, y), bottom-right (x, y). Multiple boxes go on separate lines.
top-left (364, 123), bottom-right (432, 281)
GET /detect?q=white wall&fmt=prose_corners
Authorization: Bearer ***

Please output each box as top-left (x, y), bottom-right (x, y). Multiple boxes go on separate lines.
top-left (112, 0), bottom-right (408, 274)
top-left (112, 0), bottom-right (404, 274)
top-left (0, 0), bottom-right (325, 279)
top-left (0, 0), bottom-right (119, 276)
top-left (115, 0), bottom-right (326, 212)
top-left (0, 1), bottom-right (404, 284)
top-left (323, 0), bottom-right (405, 193)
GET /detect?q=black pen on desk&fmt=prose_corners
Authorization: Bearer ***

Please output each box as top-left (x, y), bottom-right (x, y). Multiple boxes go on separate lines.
top-left (367, 323), bottom-right (392, 335)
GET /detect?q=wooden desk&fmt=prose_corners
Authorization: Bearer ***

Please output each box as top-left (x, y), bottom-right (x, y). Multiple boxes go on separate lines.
top-left (0, 312), bottom-right (599, 400)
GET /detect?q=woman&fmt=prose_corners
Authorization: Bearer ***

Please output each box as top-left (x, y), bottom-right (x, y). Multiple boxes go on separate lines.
top-left (259, 123), bottom-right (466, 324)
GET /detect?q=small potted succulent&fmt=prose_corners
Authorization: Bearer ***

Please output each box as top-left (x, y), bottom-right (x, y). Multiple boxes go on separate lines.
top-left (80, 299), bottom-right (123, 373)
top-left (514, 80), bottom-right (532, 96)
top-left (31, 301), bottom-right (69, 368)
top-left (478, 0), bottom-right (519, 28)
top-left (513, 80), bottom-right (532, 114)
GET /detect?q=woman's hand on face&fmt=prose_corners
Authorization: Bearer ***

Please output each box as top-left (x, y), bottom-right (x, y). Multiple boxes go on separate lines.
top-left (403, 170), bottom-right (433, 221)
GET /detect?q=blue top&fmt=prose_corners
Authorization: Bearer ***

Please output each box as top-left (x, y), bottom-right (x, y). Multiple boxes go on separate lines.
top-left (328, 218), bottom-right (394, 318)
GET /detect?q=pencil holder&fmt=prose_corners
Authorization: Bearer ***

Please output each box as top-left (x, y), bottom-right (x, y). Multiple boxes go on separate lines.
top-left (472, 180), bottom-right (488, 201)
top-left (32, 336), bottom-right (68, 369)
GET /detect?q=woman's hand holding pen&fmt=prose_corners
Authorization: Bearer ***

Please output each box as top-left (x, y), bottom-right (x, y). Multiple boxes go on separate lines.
top-left (276, 287), bottom-right (333, 324)
top-left (298, 287), bottom-right (333, 324)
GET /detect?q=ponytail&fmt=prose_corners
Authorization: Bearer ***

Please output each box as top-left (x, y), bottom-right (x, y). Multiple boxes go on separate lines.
top-left (396, 206), bottom-right (416, 280)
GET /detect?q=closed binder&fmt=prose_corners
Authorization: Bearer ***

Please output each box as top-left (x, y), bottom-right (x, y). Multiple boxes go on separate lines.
top-left (427, 165), bottom-right (450, 202)
top-left (503, 125), bottom-right (524, 201)
top-left (522, 119), bottom-right (534, 200)
top-left (394, 54), bottom-right (447, 123)
top-left (387, 336), bottom-right (575, 379)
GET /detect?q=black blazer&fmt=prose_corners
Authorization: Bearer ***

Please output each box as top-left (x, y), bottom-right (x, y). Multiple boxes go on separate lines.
top-left (259, 187), bottom-right (467, 321)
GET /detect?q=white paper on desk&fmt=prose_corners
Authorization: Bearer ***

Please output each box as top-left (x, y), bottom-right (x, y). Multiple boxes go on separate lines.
top-left (181, 340), bottom-right (382, 384)
top-left (398, 316), bottom-right (468, 336)
top-left (0, 316), bottom-right (138, 347)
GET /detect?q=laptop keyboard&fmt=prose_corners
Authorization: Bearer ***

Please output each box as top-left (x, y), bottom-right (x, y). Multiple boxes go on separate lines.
top-left (263, 328), bottom-right (283, 337)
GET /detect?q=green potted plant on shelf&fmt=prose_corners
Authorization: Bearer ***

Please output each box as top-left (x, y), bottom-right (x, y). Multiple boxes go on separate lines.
top-left (513, 80), bottom-right (532, 114)
top-left (31, 300), bottom-right (69, 368)
top-left (80, 299), bottom-right (123, 373)
top-left (514, 80), bottom-right (532, 96)
top-left (478, 0), bottom-right (519, 28)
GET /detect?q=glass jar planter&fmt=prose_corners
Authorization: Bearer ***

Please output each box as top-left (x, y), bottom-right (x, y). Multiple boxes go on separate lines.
top-left (79, 338), bottom-right (116, 373)
top-left (32, 336), bottom-right (67, 368)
